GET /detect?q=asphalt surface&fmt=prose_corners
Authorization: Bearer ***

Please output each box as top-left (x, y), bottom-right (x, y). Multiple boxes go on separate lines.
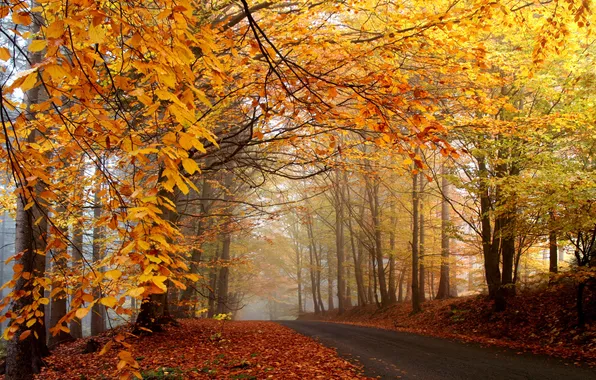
top-left (278, 320), bottom-right (596, 380)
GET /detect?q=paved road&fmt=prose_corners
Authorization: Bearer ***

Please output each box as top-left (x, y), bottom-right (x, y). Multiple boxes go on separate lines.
top-left (278, 321), bottom-right (595, 380)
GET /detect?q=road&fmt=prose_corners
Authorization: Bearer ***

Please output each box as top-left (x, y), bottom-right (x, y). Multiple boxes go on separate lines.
top-left (278, 321), bottom-right (595, 380)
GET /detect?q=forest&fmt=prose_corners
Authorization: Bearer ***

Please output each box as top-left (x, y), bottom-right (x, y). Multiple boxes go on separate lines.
top-left (0, 0), bottom-right (594, 379)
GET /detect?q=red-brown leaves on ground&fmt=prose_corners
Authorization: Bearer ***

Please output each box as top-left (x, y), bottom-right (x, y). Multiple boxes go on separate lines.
top-left (11, 320), bottom-right (370, 379)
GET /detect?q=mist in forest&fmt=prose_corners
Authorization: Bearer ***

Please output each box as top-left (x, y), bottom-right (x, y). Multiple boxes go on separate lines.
top-left (217, 161), bottom-right (576, 322)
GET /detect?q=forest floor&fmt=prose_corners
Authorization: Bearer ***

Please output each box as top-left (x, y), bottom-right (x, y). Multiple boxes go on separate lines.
top-left (18, 320), bottom-right (370, 380)
top-left (300, 284), bottom-right (596, 366)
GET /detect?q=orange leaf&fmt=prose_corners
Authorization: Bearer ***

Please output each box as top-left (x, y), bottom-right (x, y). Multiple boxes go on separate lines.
top-left (19, 330), bottom-right (31, 340)
top-left (0, 47), bottom-right (9, 61)
top-left (99, 340), bottom-right (113, 356)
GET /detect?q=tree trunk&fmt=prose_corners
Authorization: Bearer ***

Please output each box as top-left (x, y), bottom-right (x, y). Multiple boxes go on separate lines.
top-left (436, 164), bottom-right (451, 299)
top-left (344, 173), bottom-right (367, 306)
top-left (179, 178), bottom-right (212, 317)
top-left (344, 177), bottom-right (366, 306)
top-left (405, 264), bottom-right (412, 302)
top-left (368, 177), bottom-right (389, 307)
top-left (134, 292), bottom-right (170, 333)
top-left (549, 211), bottom-right (558, 274)
top-left (577, 281), bottom-right (586, 328)
top-left (134, 190), bottom-right (177, 332)
top-left (449, 257), bottom-right (458, 297)
top-left (500, 213), bottom-right (516, 297)
top-left (367, 251), bottom-right (373, 304)
top-left (350, 221), bottom-right (366, 306)
top-left (306, 217), bottom-right (325, 314)
top-left (91, 185), bottom-right (105, 336)
top-left (216, 231), bottom-right (231, 314)
top-left (6, 192), bottom-right (49, 378)
top-left (334, 170), bottom-right (346, 313)
top-left (419, 264), bottom-right (426, 301)
top-left (371, 250), bottom-right (380, 307)
top-left (327, 244), bottom-right (335, 311)
top-left (388, 202), bottom-right (397, 304)
top-left (48, 217), bottom-right (72, 346)
top-left (308, 228), bottom-right (320, 315)
top-left (418, 174), bottom-right (426, 302)
top-left (499, 143), bottom-right (520, 298)
top-left (430, 267), bottom-right (435, 299)
top-left (207, 242), bottom-right (219, 318)
top-left (297, 245), bottom-right (303, 314)
top-left (345, 266), bottom-right (352, 308)
top-left (411, 171), bottom-right (422, 313)
top-left (397, 268), bottom-right (405, 303)
top-left (315, 244), bottom-right (325, 314)
top-left (6, 9), bottom-right (50, 375)
top-left (69, 219), bottom-right (84, 339)
top-left (0, 216), bottom-right (4, 336)
top-left (477, 155), bottom-right (504, 311)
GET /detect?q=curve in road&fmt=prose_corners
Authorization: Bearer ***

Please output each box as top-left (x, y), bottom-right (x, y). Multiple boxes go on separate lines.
top-left (278, 320), bottom-right (595, 380)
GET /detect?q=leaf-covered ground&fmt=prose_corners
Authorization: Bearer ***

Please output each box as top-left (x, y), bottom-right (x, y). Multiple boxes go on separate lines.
top-left (304, 285), bottom-right (596, 366)
top-left (17, 320), bottom-right (370, 379)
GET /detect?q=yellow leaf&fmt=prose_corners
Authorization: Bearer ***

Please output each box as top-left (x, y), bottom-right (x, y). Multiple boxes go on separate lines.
top-left (99, 296), bottom-right (118, 308)
top-left (162, 132), bottom-right (177, 146)
top-left (185, 273), bottom-right (199, 282)
top-left (88, 25), bottom-right (105, 44)
top-left (192, 138), bottom-right (206, 153)
top-left (149, 234), bottom-right (169, 248)
top-left (171, 279), bottom-right (186, 290)
top-left (28, 40), bottom-right (47, 52)
top-left (39, 297), bottom-right (49, 305)
top-left (117, 360), bottom-right (127, 371)
top-left (40, 190), bottom-right (57, 200)
top-left (190, 86), bottom-right (212, 107)
top-left (120, 242), bottom-right (135, 255)
top-left (26, 318), bottom-right (36, 328)
top-left (179, 134), bottom-right (193, 150)
top-left (46, 20), bottom-right (64, 38)
top-left (118, 350), bottom-right (134, 363)
top-left (20, 71), bottom-right (38, 92)
top-left (127, 287), bottom-right (145, 298)
top-left (105, 269), bottom-right (122, 280)
top-left (75, 308), bottom-right (89, 319)
top-left (45, 64), bottom-right (69, 80)
top-left (147, 254), bottom-right (162, 263)
top-left (59, 325), bottom-right (70, 333)
top-left (182, 158), bottom-right (199, 175)
top-left (99, 340), bottom-right (113, 356)
top-left (176, 176), bottom-right (189, 195)
top-left (151, 276), bottom-right (168, 292)
top-left (0, 47), bottom-right (10, 61)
